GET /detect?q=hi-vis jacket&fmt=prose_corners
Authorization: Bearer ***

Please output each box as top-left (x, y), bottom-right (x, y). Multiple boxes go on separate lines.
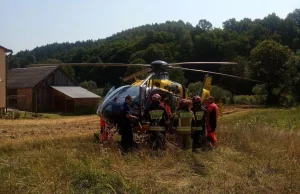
top-left (144, 103), bottom-right (170, 131)
top-left (174, 109), bottom-right (195, 134)
top-left (191, 106), bottom-right (207, 131)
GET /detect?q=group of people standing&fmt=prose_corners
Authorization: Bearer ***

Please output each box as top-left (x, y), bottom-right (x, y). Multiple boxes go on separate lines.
top-left (105, 94), bottom-right (219, 153)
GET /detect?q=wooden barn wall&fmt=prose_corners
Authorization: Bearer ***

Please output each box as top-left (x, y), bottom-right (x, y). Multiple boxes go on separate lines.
top-left (74, 98), bottom-right (99, 113)
top-left (31, 68), bottom-right (77, 113)
top-left (17, 88), bottom-right (32, 112)
top-left (41, 69), bottom-right (77, 87)
top-left (52, 89), bottom-right (74, 112)
top-left (33, 87), bottom-right (52, 113)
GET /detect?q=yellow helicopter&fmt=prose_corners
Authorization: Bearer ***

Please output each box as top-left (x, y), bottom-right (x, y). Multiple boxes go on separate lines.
top-left (31, 60), bottom-right (258, 137)
top-left (91, 60), bottom-right (259, 134)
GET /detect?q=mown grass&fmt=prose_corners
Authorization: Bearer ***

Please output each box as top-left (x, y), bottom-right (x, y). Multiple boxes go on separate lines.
top-left (0, 108), bottom-right (299, 193)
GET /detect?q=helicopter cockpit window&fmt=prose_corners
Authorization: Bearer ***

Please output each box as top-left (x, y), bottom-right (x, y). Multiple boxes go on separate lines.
top-left (102, 85), bottom-right (140, 106)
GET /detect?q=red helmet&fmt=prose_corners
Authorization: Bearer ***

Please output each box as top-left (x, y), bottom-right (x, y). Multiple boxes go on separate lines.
top-left (179, 99), bottom-right (189, 108)
top-left (192, 96), bottom-right (202, 103)
top-left (151, 93), bottom-right (161, 101)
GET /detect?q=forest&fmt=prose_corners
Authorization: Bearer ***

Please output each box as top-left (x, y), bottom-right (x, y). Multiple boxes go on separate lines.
top-left (7, 8), bottom-right (300, 106)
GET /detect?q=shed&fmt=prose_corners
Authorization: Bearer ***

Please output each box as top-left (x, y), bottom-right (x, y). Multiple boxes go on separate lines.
top-left (51, 86), bottom-right (100, 113)
top-left (7, 66), bottom-right (100, 113)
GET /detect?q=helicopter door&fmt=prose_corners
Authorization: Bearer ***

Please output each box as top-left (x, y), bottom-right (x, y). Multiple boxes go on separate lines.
top-left (139, 85), bottom-right (147, 116)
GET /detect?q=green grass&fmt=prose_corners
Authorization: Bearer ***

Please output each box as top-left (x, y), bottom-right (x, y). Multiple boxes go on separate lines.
top-left (1, 108), bottom-right (300, 193)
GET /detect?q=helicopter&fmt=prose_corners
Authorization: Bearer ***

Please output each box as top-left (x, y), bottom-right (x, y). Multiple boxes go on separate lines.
top-left (30, 60), bottom-right (259, 139)
top-left (91, 60), bottom-right (259, 135)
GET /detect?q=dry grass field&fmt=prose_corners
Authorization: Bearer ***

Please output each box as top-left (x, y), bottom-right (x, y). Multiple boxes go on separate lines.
top-left (0, 106), bottom-right (300, 194)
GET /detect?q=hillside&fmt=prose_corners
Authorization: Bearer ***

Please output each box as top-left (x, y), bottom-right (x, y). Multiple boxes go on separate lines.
top-left (1, 107), bottom-right (299, 193)
top-left (7, 8), bottom-right (300, 105)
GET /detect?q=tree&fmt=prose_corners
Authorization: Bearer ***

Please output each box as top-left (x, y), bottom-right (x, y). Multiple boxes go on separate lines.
top-left (285, 50), bottom-right (300, 102)
top-left (168, 69), bottom-right (187, 86)
top-left (8, 9), bottom-right (300, 106)
top-left (219, 56), bottom-right (252, 103)
top-left (197, 19), bottom-right (213, 31)
top-left (287, 8), bottom-right (300, 29)
top-left (123, 58), bottom-right (148, 83)
top-left (187, 81), bottom-right (203, 97)
top-left (250, 40), bottom-right (293, 105)
top-left (223, 18), bottom-right (238, 31)
top-left (80, 80), bottom-right (103, 96)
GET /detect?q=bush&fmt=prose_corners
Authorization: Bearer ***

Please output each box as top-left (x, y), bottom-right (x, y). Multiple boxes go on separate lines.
top-left (280, 95), bottom-right (296, 108)
top-left (7, 109), bottom-right (21, 119)
top-left (230, 95), bottom-right (266, 105)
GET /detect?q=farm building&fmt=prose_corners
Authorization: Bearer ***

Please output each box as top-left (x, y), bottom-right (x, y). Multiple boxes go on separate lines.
top-left (7, 66), bottom-right (100, 113)
top-left (0, 45), bottom-right (13, 112)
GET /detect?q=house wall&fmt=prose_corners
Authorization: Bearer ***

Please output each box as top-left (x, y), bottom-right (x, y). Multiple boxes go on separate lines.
top-left (0, 49), bottom-right (6, 109)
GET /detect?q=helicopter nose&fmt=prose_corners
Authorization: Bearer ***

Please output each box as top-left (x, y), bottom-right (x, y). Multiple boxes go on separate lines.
top-left (103, 104), bottom-right (113, 116)
top-left (101, 103), bottom-right (123, 121)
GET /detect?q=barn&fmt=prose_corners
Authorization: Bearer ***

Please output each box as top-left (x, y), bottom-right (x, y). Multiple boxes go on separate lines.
top-left (7, 66), bottom-right (100, 114)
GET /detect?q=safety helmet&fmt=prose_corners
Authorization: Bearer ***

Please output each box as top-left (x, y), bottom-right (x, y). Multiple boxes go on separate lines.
top-left (179, 99), bottom-right (189, 108)
top-left (151, 93), bottom-right (161, 101)
top-left (192, 96), bottom-right (202, 103)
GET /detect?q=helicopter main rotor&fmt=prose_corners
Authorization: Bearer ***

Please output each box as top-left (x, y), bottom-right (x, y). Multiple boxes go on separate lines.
top-left (26, 60), bottom-right (260, 83)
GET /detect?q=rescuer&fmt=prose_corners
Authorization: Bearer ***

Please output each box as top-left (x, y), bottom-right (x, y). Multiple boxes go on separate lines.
top-left (160, 98), bottom-right (172, 118)
top-left (144, 93), bottom-right (170, 150)
top-left (100, 117), bottom-right (108, 142)
top-left (160, 97), bottom-right (173, 133)
top-left (191, 96), bottom-right (207, 152)
top-left (206, 96), bottom-right (219, 148)
top-left (173, 99), bottom-right (195, 150)
top-left (119, 95), bottom-right (138, 152)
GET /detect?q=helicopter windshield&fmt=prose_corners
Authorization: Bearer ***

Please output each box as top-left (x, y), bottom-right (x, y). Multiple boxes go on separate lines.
top-left (109, 86), bottom-right (140, 104)
top-left (98, 85), bottom-right (140, 114)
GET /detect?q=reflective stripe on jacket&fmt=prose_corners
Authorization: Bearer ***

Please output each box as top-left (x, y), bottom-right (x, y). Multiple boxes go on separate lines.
top-left (175, 110), bottom-right (194, 134)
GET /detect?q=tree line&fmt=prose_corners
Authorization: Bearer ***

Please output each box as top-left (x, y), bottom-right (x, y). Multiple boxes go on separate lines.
top-left (7, 8), bottom-right (300, 106)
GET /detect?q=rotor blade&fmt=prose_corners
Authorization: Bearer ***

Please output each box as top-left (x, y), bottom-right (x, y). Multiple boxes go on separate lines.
top-left (26, 63), bottom-right (151, 68)
top-left (122, 68), bottom-right (152, 82)
top-left (168, 66), bottom-right (261, 82)
top-left (170, 62), bottom-right (238, 66)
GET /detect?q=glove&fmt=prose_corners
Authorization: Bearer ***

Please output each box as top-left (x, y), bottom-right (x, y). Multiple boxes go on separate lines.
top-left (210, 128), bottom-right (216, 133)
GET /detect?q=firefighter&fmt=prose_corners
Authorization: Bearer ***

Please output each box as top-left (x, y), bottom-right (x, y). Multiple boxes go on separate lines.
top-left (119, 95), bottom-right (138, 152)
top-left (100, 117), bottom-right (108, 142)
top-left (160, 98), bottom-right (172, 118)
top-left (191, 96), bottom-right (207, 152)
top-left (206, 96), bottom-right (219, 148)
top-left (173, 99), bottom-right (195, 150)
top-left (144, 94), bottom-right (170, 150)
top-left (160, 98), bottom-right (173, 134)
